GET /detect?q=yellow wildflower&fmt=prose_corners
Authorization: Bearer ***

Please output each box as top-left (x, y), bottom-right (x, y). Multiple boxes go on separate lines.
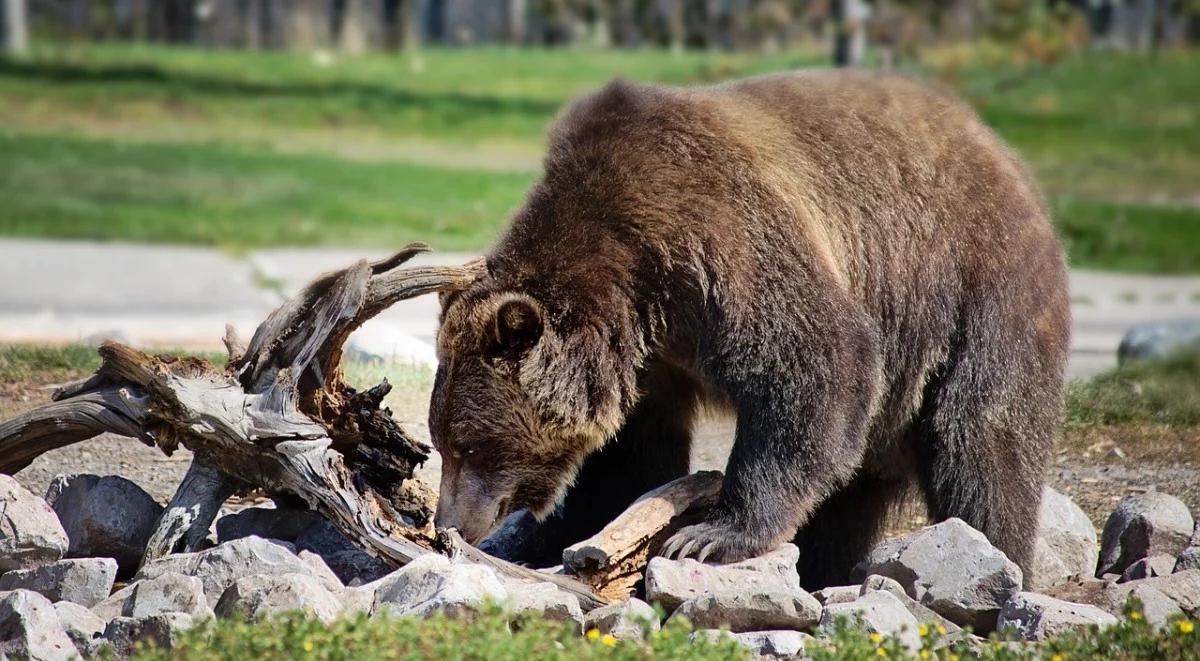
top-left (586, 628), bottom-right (600, 641)
top-left (1179, 620), bottom-right (1194, 634)
top-left (1130, 610), bottom-right (1142, 621)
top-left (1051, 654), bottom-right (1064, 661)
top-left (876, 648), bottom-right (887, 657)
top-left (302, 640), bottom-right (315, 653)
top-left (917, 624), bottom-right (929, 637)
top-left (869, 632), bottom-right (882, 644)
top-left (919, 650), bottom-right (930, 659)
top-left (601, 634), bottom-right (618, 647)
top-left (936, 624), bottom-right (947, 636)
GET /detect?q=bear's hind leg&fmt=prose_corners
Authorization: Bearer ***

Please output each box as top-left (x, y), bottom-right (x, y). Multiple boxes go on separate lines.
top-left (914, 296), bottom-right (1066, 580)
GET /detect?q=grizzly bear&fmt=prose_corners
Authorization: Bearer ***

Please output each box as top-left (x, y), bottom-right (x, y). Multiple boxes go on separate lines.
top-left (428, 70), bottom-right (1070, 589)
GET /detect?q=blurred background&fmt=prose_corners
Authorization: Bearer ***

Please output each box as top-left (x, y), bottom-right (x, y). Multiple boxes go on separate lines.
top-left (0, 0), bottom-right (1197, 531)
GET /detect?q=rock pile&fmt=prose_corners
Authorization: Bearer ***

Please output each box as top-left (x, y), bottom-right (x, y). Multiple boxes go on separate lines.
top-left (2, 472), bottom-right (1198, 659)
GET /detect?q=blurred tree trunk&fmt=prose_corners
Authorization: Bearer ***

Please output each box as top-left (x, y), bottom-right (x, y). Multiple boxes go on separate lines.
top-left (507, 0), bottom-right (527, 43)
top-left (1, 0), bottom-right (28, 55)
top-left (338, 0), bottom-right (369, 53)
top-left (665, 0), bottom-right (684, 52)
top-left (832, 0), bottom-right (867, 66)
top-left (284, 0), bottom-right (330, 50)
top-left (385, 0), bottom-right (419, 50)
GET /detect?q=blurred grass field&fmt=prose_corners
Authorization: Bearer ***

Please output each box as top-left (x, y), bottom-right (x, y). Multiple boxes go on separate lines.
top-left (0, 44), bottom-right (1197, 271)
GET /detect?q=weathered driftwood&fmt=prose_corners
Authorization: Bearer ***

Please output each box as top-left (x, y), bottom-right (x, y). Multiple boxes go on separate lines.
top-left (0, 243), bottom-right (602, 609)
top-left (561, 471), bottom-right (723, 601)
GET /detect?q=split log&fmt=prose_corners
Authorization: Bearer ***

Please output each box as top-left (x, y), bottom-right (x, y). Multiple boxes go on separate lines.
top-left (0, 243), bottom-right (603, 609)
top-left (561, 471), bottom-right (723, 601)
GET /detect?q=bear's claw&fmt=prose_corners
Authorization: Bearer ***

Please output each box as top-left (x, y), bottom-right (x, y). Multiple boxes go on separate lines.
top-left (658, 520), bottom-right (759, 564)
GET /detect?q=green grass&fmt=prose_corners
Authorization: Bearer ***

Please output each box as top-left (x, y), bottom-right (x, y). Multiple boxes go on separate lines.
top-left (0, 44), bottom-right (1197, 269)
top-left (1066, 352), bottom-right (1200, 427)
top-left (0, 131), bottom-right (533, 250)
top-left (126, 602), bottom-right (1198, 661)
top-left (0, 344), bottom-right (100, 383)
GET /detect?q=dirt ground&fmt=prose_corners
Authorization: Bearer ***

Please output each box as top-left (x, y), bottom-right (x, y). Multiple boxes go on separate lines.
top-left (7, 378), bottom-right (1199, 536)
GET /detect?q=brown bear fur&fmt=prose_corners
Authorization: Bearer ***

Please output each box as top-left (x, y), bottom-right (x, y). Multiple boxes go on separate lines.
top-left (429, 70), bottom-right (1070, 589)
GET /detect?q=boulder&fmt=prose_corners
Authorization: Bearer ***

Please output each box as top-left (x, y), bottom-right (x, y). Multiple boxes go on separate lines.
top-left (45, 474), bottom-right (163, 577)
top-left (670, 588), bottom-right (822, 633)
top-left (1130, 569), bottom-right (1200, 615)
top-left (1120, 554), bottom-right (1177, 582)
top-left (504, 580), bottom-right (583, 628)
top-left (136, 535), bottom-right (342, 604)
top-left (97, 612), bottom-right (196, 658)
top-left (997, 592), bottom-right (1118, 641)
top-left (819, 590), bottom-right (921, 652)
top-left (1097, 492), bottom-right (1194, 577)
top-left (860, 574), bottom-right (961, 635)
top-left (582, 598), bottom-right (659, 642)
top-left (814, 585), bottom-right (860, 606)
top-left (372, 554), bottom-right (508, 618)
top-left (731, 630), bottom-right (812, 659)
top-left (852, 518), bottom-right (1022, 631)
top-left (0, 474), bottom-right (68, 573)
top-left (215, 572), bottom-right (343, 624)
top-left (1029, 487), bottom-right (1100, 590)
top-left (294, 519), bottom-right (393, 584)
top-left (0, 589), bottom-right (77, 661)
top-left (1124, 583), bottom-right (1186, 628)
top-left (53, 600), bottom-right (106, 655)
top-left (93, 571), bottom-right (212, 621)
top-left (1118, 319), bottom-right (1200, 365)
top-left (644, 543), bottom-right (802, 612)
top-left (214, 506), bottom-right (321, 545)
top-left (0, 557), bottom-right (117, 607)
top-left (1176, 546), bottom-right (1200, 573)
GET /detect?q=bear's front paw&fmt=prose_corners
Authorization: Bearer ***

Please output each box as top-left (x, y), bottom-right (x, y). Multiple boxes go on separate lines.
top-left (658, 519), bottom-right (767, 564)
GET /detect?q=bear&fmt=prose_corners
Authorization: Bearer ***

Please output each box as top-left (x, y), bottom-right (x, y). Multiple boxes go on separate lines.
top-left (428, 69), bottom-right (1070, 590)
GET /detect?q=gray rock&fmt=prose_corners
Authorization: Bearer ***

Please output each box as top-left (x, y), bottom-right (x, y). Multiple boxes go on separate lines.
top-left (136, 535), bottom-right (343, 604)
top-left (45, 474), bottom-right (163, 577)
top-left (1124, 583), bottom-right (1185, 628)
top-left (670, 587), bottom-right (823, 633)
top-left (860, 574), bottom-right (961, 635)
top-left (93, 572), bottom-right (212, 621)
top-left (1127, 569), bottom-right (1200, 615)
top-left (53, 600), bottom-right (106, 656)
top-left (214, 506), bottom-right (320, 545)
top-left (1120, 554), bottom-right (1177, 582)
top-left (1177, 547), bottom-right (1200, 573)
top-left (293, 519), bottom-right (393, 584)
top-left (504, 580), bottom-right (583, 628)
top-left (0, 589), bottom-right (77, 660)
top-left (644, 543), bottom-right (802, 612)
top-left (215, 572), bottom-right (344, 624)
top-left (732, 630), bottom-right (812, 658)
top-left (819, 590), bottom-right (921, 652)
top-left (372, 554), bottom-right (508, 618)
top-left (1118, 319), bottom-right (1200, 365)
top-left (814, 585), bottom-right (860, 606)
top-left (997, 592), bottom-right (1118, 641)
top-left (98, 612), bottom-right (196, 658)
top-left (853, 518), bottom-right (1023, 631)
top-left (0, 474), bottom-right (69, 573)
top-left (1030, 487), bottom-right (1100, 590)
top-left (1098, 492), bottom-right (1194, 577)
top-left (0, 558), bottom-right (117, 607)
top-left (582, 598), bottom-right (659, 642)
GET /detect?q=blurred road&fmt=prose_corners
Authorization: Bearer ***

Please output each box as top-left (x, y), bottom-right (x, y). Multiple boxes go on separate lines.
top-left (2, 238), bottom-right (1199, 379)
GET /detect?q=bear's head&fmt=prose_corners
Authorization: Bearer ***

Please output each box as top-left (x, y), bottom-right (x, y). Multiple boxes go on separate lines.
top-left (430, 283), bottom-right (638, 544)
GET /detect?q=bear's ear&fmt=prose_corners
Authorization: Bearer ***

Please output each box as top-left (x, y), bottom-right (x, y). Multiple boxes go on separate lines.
top-left (491, 297), bottom-right (543, 360)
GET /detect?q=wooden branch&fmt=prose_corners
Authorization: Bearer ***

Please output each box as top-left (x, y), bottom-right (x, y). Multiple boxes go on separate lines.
top-left (562, 471), bottom-right (723, 602)
top-left (0, 244), bottom-right (612, 607)
top-left (142, 461), bottom-right (242, 567)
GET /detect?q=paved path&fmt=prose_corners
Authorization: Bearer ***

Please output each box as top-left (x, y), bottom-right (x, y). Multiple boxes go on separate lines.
top-left (3, 238), bottom-right (1199, 378)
